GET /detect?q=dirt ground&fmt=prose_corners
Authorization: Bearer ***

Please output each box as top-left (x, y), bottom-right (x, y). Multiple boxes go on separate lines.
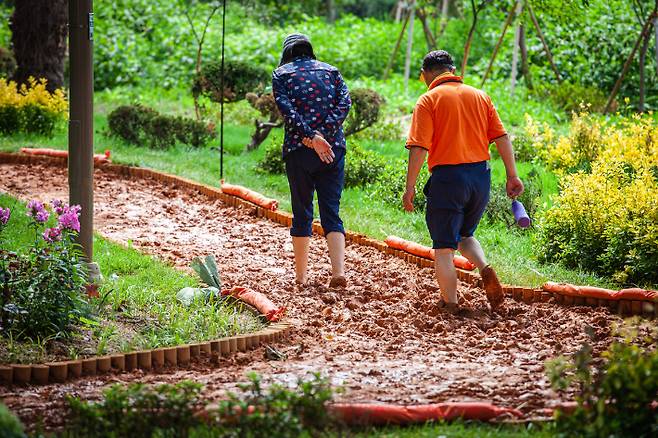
top-left (0, 162), bottom-right (625, 430)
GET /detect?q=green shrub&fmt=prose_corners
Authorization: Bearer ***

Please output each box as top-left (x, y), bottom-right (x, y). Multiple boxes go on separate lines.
top-left (21, 103), bottom-right (59, 137)
top-left (0, 104), bottom-right (20, 135)
top-left (484, 168), bottom-right (542, 227)
top-left (107, 104), bottom-right (216, 149)
top-left (547, 323), bottom-right (658, 438)
top-left (258, 139), bottom-right (385, 189)
top-left (257, 135), bottom-right (286, 174)
top-left (0, 46), bottom-right (16, 78)
top-left (370, 159), bottom-right (428, 211)
top-left (534, 81), bottom-right (613, 114)
top-left (67, 381), bottom-right (204, 437)
top-left (214, 372), bottom-right (335, 437)
top-left (344, 140), bottom-right (386, 188)
top-left (0, 403), bottom-right (25, 438)
top-left (193, 60), bottom-right (269, 104)
top-left (344, 88), bottom-right (385, 137)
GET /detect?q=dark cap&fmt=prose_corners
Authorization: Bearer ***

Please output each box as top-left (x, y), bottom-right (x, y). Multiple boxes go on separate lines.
top-left (279, 33), bottom-right (316, 66)
top-left (422, 50), bottom-right (455, 72)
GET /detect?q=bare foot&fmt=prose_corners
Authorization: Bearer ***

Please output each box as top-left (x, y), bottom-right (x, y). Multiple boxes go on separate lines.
top-left (481, 265), bottom-right (504, 309)
top-left (329, 275), bottom-right (347, 288)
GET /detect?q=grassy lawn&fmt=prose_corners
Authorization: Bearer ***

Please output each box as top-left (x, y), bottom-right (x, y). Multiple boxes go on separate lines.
top-left (0, 87), bottom-right (614, 289)
top-left (356, 421), bottom-right (556, 438)
top-left (0, 194), bottom-right (264, 364)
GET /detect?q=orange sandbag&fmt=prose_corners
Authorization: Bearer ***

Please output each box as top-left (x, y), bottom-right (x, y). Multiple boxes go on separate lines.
top-left (617, 288), bottom-right (658, 301)
top-left (543, 282), bottom-right (581, 297)
top-left (20, 148), bottom-right (112, 164)
top-left (385, 235), bottom-right (476, 271)
top-left (223, 286), bottom-right (286, 322)
top-left (221, 181), bottom-right (278, 211)
top-left (577, 286), bottom-right (619, 300)
top-left (330, 402), bottom-right (523, 426)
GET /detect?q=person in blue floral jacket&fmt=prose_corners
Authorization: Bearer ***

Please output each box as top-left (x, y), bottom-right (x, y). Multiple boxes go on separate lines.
top-left (272, 33), bottom-right (351, 288)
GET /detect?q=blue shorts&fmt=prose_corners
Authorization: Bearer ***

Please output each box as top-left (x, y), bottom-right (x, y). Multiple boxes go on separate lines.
top-left (424, 161), bottom-right (491, 250)
top-left (285, 146), bottom-right (345, 237)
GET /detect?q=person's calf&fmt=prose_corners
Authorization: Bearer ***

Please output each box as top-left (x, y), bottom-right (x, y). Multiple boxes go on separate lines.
top-left (292, 236), bottom-right (311, 284)
top-left (434, 248), bottom-right (458, 304)
top-left (326, 231), bottom-right (346, 288)
top-left (457, 236), bottom-right (488, 271)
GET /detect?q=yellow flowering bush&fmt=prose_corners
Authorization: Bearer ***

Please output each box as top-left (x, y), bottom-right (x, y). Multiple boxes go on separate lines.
top-left (537, 113), bottom-right (658, 285)
top-left (0, 77), bottom-right (68, 137)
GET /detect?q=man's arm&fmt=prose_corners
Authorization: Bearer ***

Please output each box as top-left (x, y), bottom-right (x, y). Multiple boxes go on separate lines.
top-left (403, 146), bottom-right (428, 212)
top-left (493, 134), bottom-right (524, 198)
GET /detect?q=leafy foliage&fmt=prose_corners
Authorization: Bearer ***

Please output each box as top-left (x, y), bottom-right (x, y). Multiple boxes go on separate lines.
top-left (536, 113), bottom-right (658, 284)
top-left (64, 373), bottom-right (336, 437)
top-left (533, 81), bottom-right (614, 114)
top-left (193, 60), bottom-right (269, 103)
top-left (0, 77), bottom-right (67, 137)
top-left (66, 381), bottom-right (204, 437)
top-left (344, 88), bottom-right (385, 137)
top-left (256, 135), bottom-right (286, 174)
top-left (546, 322), bottom-right (658, 438)
top-left (0, 402), bottom-right (25, 438)
top-left (107, 104), bottom-right (216, 148)
top-left (0, 46), bottom-right (16, 78)
top-left (485, 167), bottom-right (542, 227)
top-left (370, 159), bottom-right (429, 211)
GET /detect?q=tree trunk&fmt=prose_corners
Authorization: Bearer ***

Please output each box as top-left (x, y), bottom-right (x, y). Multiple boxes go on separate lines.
top-left (247, 117), bottom-right (282, 151)
top-left (639, 25), bottom-right (651, 112)
top-left (520, 24), bottom-right (533, 91)
top-left (462, 0), bottom-right (491, 76)
top-left (510, 0), bottom-right (523, 95)
top-left (528, 4), bottom-right (561, 83)
top-left (417, 9), bottom-right (437, 50)
top-left (327, 0), bottom-right (337, 23)
top-left (383, 11), bottom-right (411, 80)
top-left (11, 0), bottom-right (68, 92)
top-left (480, 2), bottom-right (516, 88)
top-left (438, 0), bottom-right (450, 36)
top-left (605, 7), bottom-right (657, 113)
top-left (404, 0), bottom-right (417, 93)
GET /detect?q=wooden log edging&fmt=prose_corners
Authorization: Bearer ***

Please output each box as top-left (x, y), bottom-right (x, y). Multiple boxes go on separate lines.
top-left (0, 322), bottom-right (293, 386)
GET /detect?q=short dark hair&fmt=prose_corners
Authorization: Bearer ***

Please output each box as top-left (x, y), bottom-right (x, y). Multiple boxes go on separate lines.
top-left (422, 50), bottom-right (455, 72)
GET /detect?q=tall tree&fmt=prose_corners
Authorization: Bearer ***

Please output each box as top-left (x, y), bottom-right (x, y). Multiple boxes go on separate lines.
top-left (10, 0), bottom-right (68, 92)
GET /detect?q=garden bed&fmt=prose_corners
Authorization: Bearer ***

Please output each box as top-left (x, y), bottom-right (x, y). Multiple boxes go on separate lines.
top-left (0, 160), bottom-right (641, 431)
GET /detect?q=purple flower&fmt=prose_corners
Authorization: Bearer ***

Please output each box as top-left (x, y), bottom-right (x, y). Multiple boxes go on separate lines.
top-left (0, 207), bottom-right (10, 225)
top-left (58, 205), bottom-right (81, 232)
top-left (42, 226), bottom-right (62, 243)
top-left (26, 200), bottom-right (49, 223)
top-left (51, 199), bottom-right (65, 215)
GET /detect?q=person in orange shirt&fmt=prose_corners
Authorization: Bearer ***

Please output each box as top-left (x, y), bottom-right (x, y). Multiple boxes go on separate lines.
top-left (403, 50), bottom-right (524, 312)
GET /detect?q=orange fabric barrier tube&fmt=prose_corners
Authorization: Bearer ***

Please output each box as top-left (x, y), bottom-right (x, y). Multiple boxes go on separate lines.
top-left (543, 282), bottom-right (658, 302)
top-left (223, 286), bottom-right (286, 322)
top-left (330, 402), bottom-right (523, 425)
top-left (385, 236), bottom-right (476, 271)
top-left (220, 181), bottom-right (278, 211)
top-left (20, 148), bottom-right (111, 164)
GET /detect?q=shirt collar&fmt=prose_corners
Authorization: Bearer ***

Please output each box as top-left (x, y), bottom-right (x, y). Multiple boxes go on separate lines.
top-left (428, 72), bottom-right (464, 90)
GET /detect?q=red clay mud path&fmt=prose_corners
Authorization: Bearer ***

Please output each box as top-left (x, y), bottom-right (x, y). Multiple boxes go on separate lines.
top-left (0, 162), bottom-right (623, 429)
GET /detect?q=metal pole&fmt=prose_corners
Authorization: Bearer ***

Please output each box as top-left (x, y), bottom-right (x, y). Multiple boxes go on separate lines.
top-left (220, 0), bottom-right (226, 180)
top-left (68, 0), bottom-right (95, 268)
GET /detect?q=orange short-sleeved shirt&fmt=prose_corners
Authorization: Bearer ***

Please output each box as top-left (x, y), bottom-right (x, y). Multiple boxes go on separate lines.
top-left (406, 74), bottom-right (507, 170)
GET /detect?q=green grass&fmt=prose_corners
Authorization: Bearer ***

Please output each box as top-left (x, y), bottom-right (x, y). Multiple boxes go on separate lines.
top-left (0, 194), bottom-right (264, 364)
top-left (355, 421), bottom-right (556, 437)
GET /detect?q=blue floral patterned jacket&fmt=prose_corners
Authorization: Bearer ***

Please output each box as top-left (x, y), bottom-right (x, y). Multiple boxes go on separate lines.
top-left (272, 57), bottom-right (351, 158)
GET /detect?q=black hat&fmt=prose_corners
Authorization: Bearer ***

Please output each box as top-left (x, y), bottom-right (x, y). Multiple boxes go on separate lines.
top-left (279, 33), bottom-right (316, 66)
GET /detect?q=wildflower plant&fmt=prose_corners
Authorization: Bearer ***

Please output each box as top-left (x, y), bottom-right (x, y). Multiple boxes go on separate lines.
top-left (1, 198), bottom-right (89, 340)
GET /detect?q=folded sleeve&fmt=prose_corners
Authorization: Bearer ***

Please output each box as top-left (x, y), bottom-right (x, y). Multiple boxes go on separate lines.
top-left (272, 70), bottom-right (316, 140)
top-left (405, 96), bottom-right (433, 151)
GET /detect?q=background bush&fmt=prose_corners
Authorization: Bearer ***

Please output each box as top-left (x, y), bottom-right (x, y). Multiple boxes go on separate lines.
top-left (344, 88), bottom-right (385, 137)
top-left (108, 104), bottom-right (216, 149)
top-left (193, 60), bottom-right (269, 104)
top-left (0, 46), bottom-right (16, 78)
top-left (0, 403), bottom-right (25, 438)
top-left (485, 168), bottom-right (542, 227)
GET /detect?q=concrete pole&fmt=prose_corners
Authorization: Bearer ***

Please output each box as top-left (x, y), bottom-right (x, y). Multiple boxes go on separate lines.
top-left (404, 0), bottom-right (417, 94)
top-left (68, 0), bottom-right (99, 278)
